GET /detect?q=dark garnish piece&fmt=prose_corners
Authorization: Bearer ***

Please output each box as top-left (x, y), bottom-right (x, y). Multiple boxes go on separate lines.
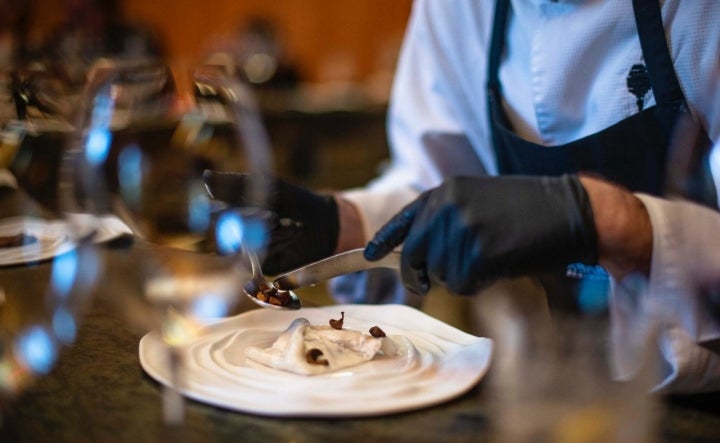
top-left (369, 326), bottom-right (386, 338)
top-left (306, 348), bottom-right (328, 366)
top-left (0, 233), bottom-right (37, 248)
top-left (329, 311), bottom-right (344, 330)
top-left (269, 289), bottom-right (291, 306)
top-left (256, 283), bottom-right (292, 307)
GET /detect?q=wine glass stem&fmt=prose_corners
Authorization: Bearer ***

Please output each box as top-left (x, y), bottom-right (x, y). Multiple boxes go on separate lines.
top-left (162, 346), bottom-right (185, 427)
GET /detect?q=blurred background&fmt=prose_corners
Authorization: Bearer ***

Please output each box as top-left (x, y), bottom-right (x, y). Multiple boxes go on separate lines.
top-left (4, 0), bottom-right (413, 192)
top-left (1, 0), bottom-right (417, 318)
top-left (21, 0), bottom-right (411, 90)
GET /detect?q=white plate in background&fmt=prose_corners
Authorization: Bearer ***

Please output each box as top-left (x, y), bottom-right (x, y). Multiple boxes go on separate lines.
top-left (0, 215), bottom-right (132, 266)
top-left (0, 217), bottom-right (75, 266)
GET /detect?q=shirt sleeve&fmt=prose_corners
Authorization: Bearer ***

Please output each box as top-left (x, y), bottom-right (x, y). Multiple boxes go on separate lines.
top-left (341, 0), bottom-right (495, 241)
top-left (610, 193), bottom-right (720, 393)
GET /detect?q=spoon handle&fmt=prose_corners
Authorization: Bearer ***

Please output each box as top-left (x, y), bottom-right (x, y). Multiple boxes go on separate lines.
top-left (272, 249), bottom-right (400, 291)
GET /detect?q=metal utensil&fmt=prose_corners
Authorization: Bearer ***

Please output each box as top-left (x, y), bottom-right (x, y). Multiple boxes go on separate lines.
top-left (273, 248), bottom-right (401, 291)
top-left (242, 249), bottom-right (302, 310)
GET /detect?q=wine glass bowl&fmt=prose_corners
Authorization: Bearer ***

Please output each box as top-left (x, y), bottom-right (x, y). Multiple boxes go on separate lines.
top-left (58, 56), bottom-right (276, 428)
top-left (0, 64), bottom-right (101, 414)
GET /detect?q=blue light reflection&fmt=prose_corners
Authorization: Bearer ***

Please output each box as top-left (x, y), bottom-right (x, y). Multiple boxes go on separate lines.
top-left (569, 264), bottom-right (610, 315)
top-left (85, 127), bottom-right (113, 166)
top-left (84, 90), bottom-right (114, 166)
top-left (118, 144), bottom-right (144, 207)
top-left (191, 294), bottom-right (229, 319)
top-left (215, 211), bottom-right (267, 254)
top-left (51, 249), bottom-right (78, 298)
top-left (52, 308), bottom-right (78, 344)
top-left (15, 326), bottom-right (58, 375)
top-left (188, 185), bottom-right (211, 234)
top-left (215, 212), bottom-right (243, 254)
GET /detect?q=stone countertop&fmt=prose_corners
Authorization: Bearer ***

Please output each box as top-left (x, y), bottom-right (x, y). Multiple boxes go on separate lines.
top-left (0, 240), bottom-right (489, 443)
top-left (2, 188), bottom-right (720, 442)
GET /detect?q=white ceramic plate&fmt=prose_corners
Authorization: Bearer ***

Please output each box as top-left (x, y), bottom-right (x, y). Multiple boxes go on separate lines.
top-left (0, 215), bottom-right (133, 266)
top-left (139, 304), bottom-right (492, 417)
top-left (0, 216), bottom-right (75, 266)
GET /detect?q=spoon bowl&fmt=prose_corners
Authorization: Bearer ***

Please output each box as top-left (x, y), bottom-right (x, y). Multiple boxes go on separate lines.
top-left (242, 250), bottom-right (302, 310)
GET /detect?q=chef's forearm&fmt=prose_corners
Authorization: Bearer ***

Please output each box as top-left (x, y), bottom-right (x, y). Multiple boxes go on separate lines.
top-left (336, 176), bottom-right (655, 279)
top-left (334, 196), bottom-right (366, 253)
top-left (579, 175), bottom-right (653, 279)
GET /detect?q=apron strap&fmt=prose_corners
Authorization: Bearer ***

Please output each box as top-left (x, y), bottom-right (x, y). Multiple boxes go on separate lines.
top-left (632, 0), bottom-right (686, 107)
top-left (487, 0), bottom-right (510, 92)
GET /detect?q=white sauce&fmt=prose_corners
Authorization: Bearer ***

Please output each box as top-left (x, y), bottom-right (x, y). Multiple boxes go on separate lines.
top-left (245, 318), bottom-right (398, 375)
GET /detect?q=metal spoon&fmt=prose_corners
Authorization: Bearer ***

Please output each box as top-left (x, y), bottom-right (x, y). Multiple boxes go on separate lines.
top-left (273, 248), bottom-right (400, 291)
top-left (242, 249), bottom-right (302, 310)
top-left (243, 248), bottom-right (401, 311)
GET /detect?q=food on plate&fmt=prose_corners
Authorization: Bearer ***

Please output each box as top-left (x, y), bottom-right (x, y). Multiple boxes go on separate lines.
top-left (245, 315), bottom-right (402, 375)
top-left (369, 326), bottom-right (386, 337)
top-left (329, 311), bottom-right (344, 330)
top-left (0, 232), bottom-right (37, 248)
top-left (305, 348), bottom-right (328, 366)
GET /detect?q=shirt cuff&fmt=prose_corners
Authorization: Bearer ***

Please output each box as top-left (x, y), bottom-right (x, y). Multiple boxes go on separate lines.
top-left (609, 194), bottom-right (720, 393)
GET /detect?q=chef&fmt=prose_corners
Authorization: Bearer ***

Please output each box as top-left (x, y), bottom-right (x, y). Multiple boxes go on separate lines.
top-left (205, 0), bottom-right (720, 392)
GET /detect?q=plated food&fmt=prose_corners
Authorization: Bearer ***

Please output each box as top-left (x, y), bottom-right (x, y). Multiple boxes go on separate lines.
top-left (245, 312), bottom-right (404, 375)
top-left (139, 305), bottom-right (492, 417)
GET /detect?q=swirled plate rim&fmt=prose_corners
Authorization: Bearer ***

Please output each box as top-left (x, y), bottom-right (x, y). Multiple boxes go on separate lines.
top-left (139, 304), bottom-right (492, 417)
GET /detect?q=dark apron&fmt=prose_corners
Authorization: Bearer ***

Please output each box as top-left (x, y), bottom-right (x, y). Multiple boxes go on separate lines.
top-left (486, 0), bottom-right (717, 312)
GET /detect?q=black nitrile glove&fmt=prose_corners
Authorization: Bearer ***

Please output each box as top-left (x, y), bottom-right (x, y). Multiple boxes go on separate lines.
top-left (364, 175), bottom-right (598, 295)
top-left (203, 170), bottom-right (339, 274)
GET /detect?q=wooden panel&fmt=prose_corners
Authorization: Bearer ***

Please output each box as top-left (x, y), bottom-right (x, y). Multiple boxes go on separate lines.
top-left (122, 0), bottom-right (413, 83)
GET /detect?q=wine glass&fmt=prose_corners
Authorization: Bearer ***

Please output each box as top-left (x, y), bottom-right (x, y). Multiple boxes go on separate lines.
top-left (58, 56), bottom-right (274, 428)
top-left (0, 68), bottom-right (98, 418)
top-left (479, 296), bottom-right (660, 443)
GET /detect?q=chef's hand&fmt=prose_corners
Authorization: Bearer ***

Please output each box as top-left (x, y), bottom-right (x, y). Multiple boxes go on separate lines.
top-left (363, 175), bottom-right (599, 295)
top-left (203, 170), bottom-right (339, 275)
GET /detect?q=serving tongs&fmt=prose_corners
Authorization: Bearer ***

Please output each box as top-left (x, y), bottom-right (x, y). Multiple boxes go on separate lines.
top-left (243, 248), bottom-right (401, 310)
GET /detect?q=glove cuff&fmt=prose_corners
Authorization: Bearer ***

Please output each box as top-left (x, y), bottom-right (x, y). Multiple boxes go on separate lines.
top-left (564, 175), bottom-right (599, 265)
top-left (319, 194), bottom-right (340, 257)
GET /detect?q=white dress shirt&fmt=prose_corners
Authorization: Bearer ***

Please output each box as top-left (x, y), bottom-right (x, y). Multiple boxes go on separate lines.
top-left (340, 0), bottom-right (720, 392)
top-left (612, 193), bottom-right (720, 392)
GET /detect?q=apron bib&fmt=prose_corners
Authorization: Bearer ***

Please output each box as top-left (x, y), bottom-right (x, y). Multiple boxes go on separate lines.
top-left (486, 0), bottom-right (716, 312)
